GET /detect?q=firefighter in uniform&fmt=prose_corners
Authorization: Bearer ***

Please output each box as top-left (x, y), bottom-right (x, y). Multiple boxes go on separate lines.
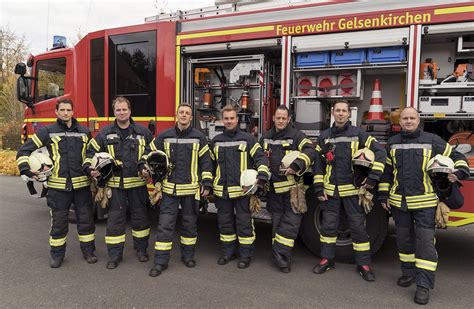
top-left (84, 96), bottom-right (153, 269)
top-left (378, 107), bottom-right (469, 305)
top-left (313, 100), bottom-right (386, 281)
top-left (259, 105), bottom-right (315, 273)
top-left (148, 104), bottom-right (213, 277)
top-left (16, 99), bottom-right (97, 268)
top-left (210, 105), bottom-right (270, 269)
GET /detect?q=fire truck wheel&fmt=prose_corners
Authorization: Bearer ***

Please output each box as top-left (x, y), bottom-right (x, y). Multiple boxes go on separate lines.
top-left (300, 188), bottom-right (388, 263)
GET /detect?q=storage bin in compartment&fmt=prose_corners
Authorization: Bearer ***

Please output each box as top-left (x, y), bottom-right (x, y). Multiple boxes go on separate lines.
top-left (367, 46), bottom-right (406, 63)
top-left (296, 52), bottom-right (330, 67)
top-left (330, 49), bottom-right (366, 65)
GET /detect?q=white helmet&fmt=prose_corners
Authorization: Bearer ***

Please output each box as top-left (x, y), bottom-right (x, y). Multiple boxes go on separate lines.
top-left (280, 151), bottom-right (307, 176)
top-left (427, 155), bottom-right (455, 174)
top-left (146, 150), bottom-right (171, 181)
top-left (29, 152), bottom-right (53, 182)
top-left (240, 169), bottom-right (258, 195)
top-left (352, 148), bottom-right (375, 168)
top-left (91, 152), bottom-right (115, 183)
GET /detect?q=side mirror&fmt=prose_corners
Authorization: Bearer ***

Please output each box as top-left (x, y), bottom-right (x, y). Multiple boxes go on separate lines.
top-left (15, 63), bottom-right (27, 76)
top-left (17, 76), bottom-right (33, 106)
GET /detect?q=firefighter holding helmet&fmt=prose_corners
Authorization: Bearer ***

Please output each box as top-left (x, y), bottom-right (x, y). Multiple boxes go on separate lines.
top-left (378, 107), bottom-right (469, 305)
top-left (259, 105), bottom-right (315, 273)
top-left (16, 98), bottom-right (97, 268)
top-left (313, 100), bottom-right (386, 281)
top-left (147, 103), bottom-right (213, 277)
top-left (84, 96), bottom-right (154, 270)
top-left (210, 105), bottom-right (270, 269)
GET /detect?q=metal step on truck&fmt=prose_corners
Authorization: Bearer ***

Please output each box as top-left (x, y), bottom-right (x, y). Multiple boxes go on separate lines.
top-left (15, 0), bottom-right (474, 261)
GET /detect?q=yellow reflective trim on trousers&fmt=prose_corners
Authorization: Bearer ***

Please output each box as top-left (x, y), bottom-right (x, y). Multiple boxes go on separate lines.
top-left (238, 235), bottom-right (255, 245)
top-left (220, 234), bottom-right (237, 242)
top-left (90, 138), bottom-right (101, 152)
top-left (399, 253), bottom-right (415, 263)
top-left (49, 236), bottom-right (67, 246)
top-left (31, 134), bottom-right (43, 148)
top-left (415, 258), bottom-right (437, 271)
top-left (132, 228), bottom-right (150, 238)
top-left (155, 241), bottom-right (172, 251)
top-left (353, 242), bottom-right (370, 251)
top-left (180, 236), bottom-right (197, 245)
top-left (199, 144), bottom-right (209, 157)
top-left (320, 235), bottom-right (337, 244)
top-left (105, 235), bottom-right (126, 244)
top-left (191, 143), bottom-right (199, 184)
top-left (275, 233), bottom-right (294, 248)
top-left (78, 233), bottom-right (95, 242)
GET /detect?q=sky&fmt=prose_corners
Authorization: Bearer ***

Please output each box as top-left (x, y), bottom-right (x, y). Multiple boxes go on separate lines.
top-left (1, 0), bottom-right (215, 55)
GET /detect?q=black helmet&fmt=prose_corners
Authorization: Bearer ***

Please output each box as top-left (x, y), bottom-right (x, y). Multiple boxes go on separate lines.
top-left (91, 152), bottom-right (116, 185)
top-left (146, 150), bottom-right (171, 181)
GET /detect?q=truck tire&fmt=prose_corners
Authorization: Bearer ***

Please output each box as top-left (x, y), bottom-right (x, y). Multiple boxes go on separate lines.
top-left (300, 189), bottom-right (388, 263)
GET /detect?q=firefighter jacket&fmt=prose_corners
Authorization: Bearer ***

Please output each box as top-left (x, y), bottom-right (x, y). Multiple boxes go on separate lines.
top-left (314, 122), bottom-right (386, 197)
top-left (378, 129), bottom-right (469, 210)
top-left (210, 128), bottom-right (270, 199)
top-left (84, 118), bottom-right (153, 189)
top-left (148, 124), bottom-right (213, 198)
top-left (16, 118), bottom-right (91, 191)
top-left (260, 126), bottom-right (315, 194)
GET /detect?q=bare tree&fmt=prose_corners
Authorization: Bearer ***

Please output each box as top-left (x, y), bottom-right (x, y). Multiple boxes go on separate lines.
top-left (1, 25), bottom-right (30, 81)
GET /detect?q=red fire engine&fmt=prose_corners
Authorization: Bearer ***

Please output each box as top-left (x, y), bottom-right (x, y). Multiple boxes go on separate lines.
top-left (15, 0), bottom-right (474, 261)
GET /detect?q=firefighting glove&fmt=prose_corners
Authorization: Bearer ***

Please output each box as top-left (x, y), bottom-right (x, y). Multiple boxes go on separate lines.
top-left (199, 197), bottom-right (209, 215)
top-left (255, 179), bottom-right (268, 199)
top-left (95, 187), bottom-right (104, 203)
top-left (101, 186), bottom-right (112, 209)
top-left (290, 183), bottom-right (308, 214)
top-left (90, 181), bottom-right (98, 199)
top-left (358, 186), bottom-right (374, 214)
top-left (249, 195), bottom-right (261, 214)
top-left (435, 201), bottom-right (450, 229)
top-left (149, 183), bottom-right (163, 206)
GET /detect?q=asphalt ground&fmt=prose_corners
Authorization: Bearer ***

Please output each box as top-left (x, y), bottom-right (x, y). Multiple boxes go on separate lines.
top-left (0, 175), bottom-right (473, 308)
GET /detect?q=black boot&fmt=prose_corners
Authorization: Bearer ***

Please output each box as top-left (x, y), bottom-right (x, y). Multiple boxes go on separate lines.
top-left (397, 275), bottom-right (416, 287)
top-left (356, 265), bottom-right (375, 282)
top-left (414, 286), bottom-right (430, 305)
top-left (83, 252), bottom-right (98, 264)
top-left (312, 258), bottom-right (335, 274)
top-left (217, 255), bottom-right (236, 265)
top-left (272, 252), bottom-right (290, 273)
top-left (149, 264), bottom-right (168, 277)
top-left (182, 257), bottom-right (196, 268)
top-left (237, 257), bottom-right (251, 269)
top-left (136, 251), bottom-right (149, 262)
top-left (106, 257), bottom-right (122, 269)
top-left (50, 256), bottom-right (64, 268)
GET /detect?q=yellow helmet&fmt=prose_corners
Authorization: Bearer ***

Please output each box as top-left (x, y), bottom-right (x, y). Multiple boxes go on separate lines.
top-left (427, 155), bottom-right (455, 174)
top-left (280, 151), bottom-right (307, 176)
top-left (240, 169), bottom-right (258, 195)
top-left (28, 151), bottom-right (53, 182)
top-left (352, 148), bottom-right (375, 168)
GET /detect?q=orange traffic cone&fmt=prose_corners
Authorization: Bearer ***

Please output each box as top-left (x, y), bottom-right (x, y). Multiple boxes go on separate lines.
top-left (366, 79), bottom-right (385, 122)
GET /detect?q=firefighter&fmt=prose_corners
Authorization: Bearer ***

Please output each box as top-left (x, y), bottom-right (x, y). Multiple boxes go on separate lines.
top-left (84, 96), bottom-right (153, 269)
top-left (16, 99), bottom-right (97, 268)
top-left (148, 104), bottom-right (213, 277)
top-left (210, 105), bottom-right (270, 269)
top-left (259, 105), bottom-right (315, 273)
top-left (313, 100), bottom-right (386, 281)
top-left (378, 107), bottom-right (469, 305)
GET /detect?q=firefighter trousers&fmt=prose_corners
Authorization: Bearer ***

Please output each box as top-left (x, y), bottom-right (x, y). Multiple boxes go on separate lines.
top-left (267, 190), bottom-right (302, 260)
top-left (105, 186), bottom-right (150, 261)
top-left (47, 188), bottom-right (95, 259)
top-left (153, 193), bottom-right (198, 266)
top-left (391, 207), bottom-right (437, 289)
top-left (319, 195), bottom-right (371, 265)
top-left (216, 196), bottom-right (255, 259)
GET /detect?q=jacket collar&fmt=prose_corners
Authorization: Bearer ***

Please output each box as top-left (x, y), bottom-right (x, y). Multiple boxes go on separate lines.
top-left (175, 123), bottom-right (192, 137)
top-left (56, 117), bottom-right (78, 131)
top-left (330, 121), bottom-right (351, 136)
top-left (113, 117), bottom-right (136, 132)
top-left (401, 128), bottom-right (421, 140)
